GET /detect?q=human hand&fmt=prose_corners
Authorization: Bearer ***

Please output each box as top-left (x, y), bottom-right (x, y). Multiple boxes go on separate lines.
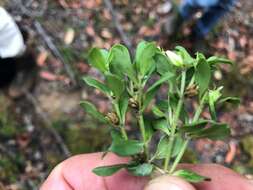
top-left (40, 153), bottom-right (253, 190)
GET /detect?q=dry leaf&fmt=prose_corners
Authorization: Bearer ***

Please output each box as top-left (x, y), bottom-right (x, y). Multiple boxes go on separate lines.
top-left (40, 71), bottom-right (58, 81)
top-left (77, 62), bottom-right (90, 73)
top-left (36, 51), bottom-right (48, 67)
top-left (64, 28), bottom-right (75, 45)
top-left (86, 25), bottom-right (96, 37)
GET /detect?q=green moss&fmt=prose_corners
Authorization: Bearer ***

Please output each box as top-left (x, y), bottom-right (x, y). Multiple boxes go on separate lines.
top-left (241, 136), bottom-right (253, 168)
top-left (53, 119), bottom-right (110, 155)
top-left (0, 95), bottom-right (19, 138)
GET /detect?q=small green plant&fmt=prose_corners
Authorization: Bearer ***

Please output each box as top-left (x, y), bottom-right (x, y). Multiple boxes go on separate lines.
top-left (81, 41), bottom-right (240, 182)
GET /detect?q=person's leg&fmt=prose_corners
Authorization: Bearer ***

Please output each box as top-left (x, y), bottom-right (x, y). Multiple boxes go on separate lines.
top-left (179, 0), bottom-right (218, 20)
top-left (193, 0), bottom-right (236, 38)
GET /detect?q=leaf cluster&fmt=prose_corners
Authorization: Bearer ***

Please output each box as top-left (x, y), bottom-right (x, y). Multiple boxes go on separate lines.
top-left (81, 41), bottom-right (239, 182)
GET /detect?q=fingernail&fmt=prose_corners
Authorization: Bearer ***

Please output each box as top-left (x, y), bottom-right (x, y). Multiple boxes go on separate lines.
top-left (144, 176), bottom-right (196, 190)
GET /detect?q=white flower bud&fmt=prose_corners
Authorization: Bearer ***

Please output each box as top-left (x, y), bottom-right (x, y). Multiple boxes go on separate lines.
top-left (165, 50), bottom-right (184, 67)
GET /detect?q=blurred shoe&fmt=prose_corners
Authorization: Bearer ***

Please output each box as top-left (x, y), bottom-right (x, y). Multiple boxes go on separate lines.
top-left (189, 30), bottom-right (209, 55)
top-left (8, 52), bottom-right (37, 99)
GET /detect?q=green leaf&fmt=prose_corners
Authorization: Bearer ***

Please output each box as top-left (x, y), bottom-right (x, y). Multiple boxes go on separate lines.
top-left (173, 169), bottom-right (211, 183)
top-left (110, 129), bottom-right (124, 142)
top-left (207, 56), bottom-right (233, 65)
top-left (80, 101), bottom-right (107, 123)
top-left (189, 123), bottom-right (231, 140)
top-left (183, 119), bottom-right (210, 128)
top-left (135, 41), bottom-right (148, 62)
top-left (195, 59), bottom-right (211, 96)
top-left (207, 87), bottom-right (223, 120)
top-left (88, 48), bottom-right (108, 72)
top-left (155, 135), bottom-right (170, 159)
top-left (93, 164), bottom-right (127, 176)
top-left (155, 53), bottom-right (176, 75)
top-left (175, 46), bottom-right (194, 66)
top-left (156, 100), bottom-right (169, 112)
top-left (153, 119), bottom-right (170, 136)
top-left (109, 44), bottom-right (136, 82)
top-left (105, 73), bottom-right (125, 98)
top-left (171, 135), bottom-right (184, 157)
top-left (147, 72), bottom-right (174, 92)
top-left (152, 106), bottom-right (165, 118)
top-left (127, 163), bottom-right (153, 176)
top-left (208, 87), bottom-right (223, 104)
top-left (144, 119), bottom-right (155, 143)
top-left (143, 72), bottom-right (174, 110)
top-left (109, 139), bottom-right (144, 156)
top-left (218, 97), bottom-right (240, 105)
top-left (136, 42), bottom-right (157, 76)
top-left (154, 134), bottom-right (183, 159)
top-left (119, 92), bottom-right (129, 121)
top-left (142, 85), bottom-right (160, 110)
top-left (82, 76), bottom-right (110, 95)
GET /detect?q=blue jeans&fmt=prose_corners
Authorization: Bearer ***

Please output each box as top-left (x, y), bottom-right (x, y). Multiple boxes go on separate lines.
top-left (179, 0), bottom-right (236, 38)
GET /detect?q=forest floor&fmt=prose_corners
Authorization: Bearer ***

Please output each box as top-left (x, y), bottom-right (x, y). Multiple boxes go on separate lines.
top-left (0, 0), bottom-right (253, 189)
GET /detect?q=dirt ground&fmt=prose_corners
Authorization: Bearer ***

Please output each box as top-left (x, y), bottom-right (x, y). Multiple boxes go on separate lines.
top-left (0, 0), bottom-right (253, 189)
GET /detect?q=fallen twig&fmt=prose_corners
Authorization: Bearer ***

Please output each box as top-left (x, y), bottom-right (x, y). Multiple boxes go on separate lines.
top-left (104, 0), bottom-right (133, 53)
top-left (9, 0), bottom-right (78, 85)
top-left (24, 91), bottom-right (71, 158)
top-left (34, 21), bottom-right (77, 85)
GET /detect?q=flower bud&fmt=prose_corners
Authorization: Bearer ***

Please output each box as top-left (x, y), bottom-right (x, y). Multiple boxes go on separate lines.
top-left (185, 84), bottom-right (198, 97)
top-left (106, 112), bottom-right (119, 125)
top-left (165, 50), bottom-right (184, 67)
top-left (129, 98), bottom-right (139, 109)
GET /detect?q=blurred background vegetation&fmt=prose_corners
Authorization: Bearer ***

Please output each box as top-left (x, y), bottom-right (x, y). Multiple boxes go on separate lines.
top-left (0, 0), bottom-right (253, 189)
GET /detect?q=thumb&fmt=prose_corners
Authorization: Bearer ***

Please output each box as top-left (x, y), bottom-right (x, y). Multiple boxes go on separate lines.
top-left (144, 176), bottom-right (196, 190)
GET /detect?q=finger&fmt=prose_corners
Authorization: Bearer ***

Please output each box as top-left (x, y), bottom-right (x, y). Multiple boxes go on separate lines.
top-left (144, 175), bottom-right (196, 190)
top-left (40, 153), bottom-right (253, 190)
top-left (180, 164), bottom-right (253, 190)
top-left (40, 152), bottom-right (148, 190)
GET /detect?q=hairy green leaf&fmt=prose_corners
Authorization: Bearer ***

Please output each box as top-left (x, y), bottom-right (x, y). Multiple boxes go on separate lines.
top-left (93, 164), bottom-right (127, 176)
top-left (173, 169), bottom-right (211, 183)
top-left (171, 135), bottom-right (184, 158)
top-left (218, 97), bottom-right (240, 105)
top-left (153, 119), bottom-right (170, 136)
top-left (127, 163), bottom-right (153, 176)
top-left (88, 48), bottom-right (108, 72)
top-left (119, 92), bottom-right (129, 121)
top-left (82, 76), bottom-right (110, 95)
top-left (175, 46), bottom-right (194, 66)
top-left (207, 56), bottom-right (233, 65)
top-left (147, 72), bottom-right (174, 92)
top-left (109, 44), bottom-right (136, 82)
top-left (105, 73), bottom-right (125, 98)
top-left (155, 53), bottom-right (176, 75)
top-left (155, 135), bottom-right (170, 159)
top-left (195, 59), bottom-right (211, 96)
top-left (136, 42), bottom-right (157, 76)
top-left (142, 85), bottom-right (160, 110)
top-left (188, 123), bottom-right (231, 140)
top-left (109, 139), bottom-right (144, 156)
top-left (152, 106), bottom-right (165, 118)
top-left (80, 101), bottom-right (107, 123)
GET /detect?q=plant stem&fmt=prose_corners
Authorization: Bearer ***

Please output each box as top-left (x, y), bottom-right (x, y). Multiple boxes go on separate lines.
top-left (136, 80), bottom-right (148, 158)
top-left (169, 91), bottom-right (208, 173)
top-left (169, 139), bottom-right (189, 173)
top-left (164, 70), bottom-right (186, 171)
top-left (193, 92), bottom-right (208, 122)
top-left (113, 102), bottom-right (128, 140)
